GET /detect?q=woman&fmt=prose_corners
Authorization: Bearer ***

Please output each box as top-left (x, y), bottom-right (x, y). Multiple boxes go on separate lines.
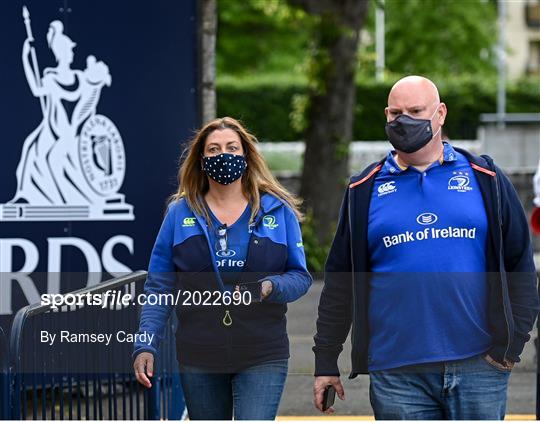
top-left (133, 117), bottom-right (312, 420)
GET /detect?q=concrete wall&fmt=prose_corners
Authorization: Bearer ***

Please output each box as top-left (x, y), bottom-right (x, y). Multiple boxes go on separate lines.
top-left (479, 114), bottom-right (540, 171)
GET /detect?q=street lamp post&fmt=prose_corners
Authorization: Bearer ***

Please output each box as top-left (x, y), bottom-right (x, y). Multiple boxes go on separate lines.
top-left (497, 0), bottom-right (507, 129)
top-left (375, 0), bottom-right (385, 81)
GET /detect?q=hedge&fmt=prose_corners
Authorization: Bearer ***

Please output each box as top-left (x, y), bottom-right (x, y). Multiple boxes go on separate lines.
top-left (217, 75), bottom-right (540, 142)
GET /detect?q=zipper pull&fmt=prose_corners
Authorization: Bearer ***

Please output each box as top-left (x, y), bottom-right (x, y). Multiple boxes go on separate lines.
top-left (222, 309), bottom-right (232, 327)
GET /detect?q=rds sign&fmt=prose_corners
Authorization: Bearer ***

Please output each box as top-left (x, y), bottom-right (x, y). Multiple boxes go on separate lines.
top-left (0, 1), bottom-right (198, 328)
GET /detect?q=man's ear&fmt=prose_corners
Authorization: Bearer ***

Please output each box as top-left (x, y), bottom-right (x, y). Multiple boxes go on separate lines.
top-left (438, 102), bottom-right (447, 126)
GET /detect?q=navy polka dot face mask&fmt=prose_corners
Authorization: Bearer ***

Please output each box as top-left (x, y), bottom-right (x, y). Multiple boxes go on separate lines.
top-left (202, 153), bottom-right (247, 185)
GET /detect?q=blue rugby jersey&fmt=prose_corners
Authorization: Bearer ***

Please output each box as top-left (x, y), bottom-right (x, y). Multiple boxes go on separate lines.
top-left (208, 204), bottom-right (251, 285)
top-left (367, 142), bottom-right (492, 371)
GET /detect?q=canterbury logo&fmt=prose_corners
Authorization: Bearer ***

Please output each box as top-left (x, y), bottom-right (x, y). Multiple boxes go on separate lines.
top-left (182, 217), bottom-right (196, 227)
top-left (377, 181), bottom-right (397, 196)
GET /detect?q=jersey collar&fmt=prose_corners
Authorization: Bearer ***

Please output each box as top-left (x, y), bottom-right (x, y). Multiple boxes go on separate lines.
top-left (384, 142), bottom-right (458, 174)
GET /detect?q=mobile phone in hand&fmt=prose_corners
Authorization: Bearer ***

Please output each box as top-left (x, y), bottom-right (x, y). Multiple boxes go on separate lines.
top-left (235, 282), bottom-right (262, 303)
top-left (322, 385), bottom-right (336, 411)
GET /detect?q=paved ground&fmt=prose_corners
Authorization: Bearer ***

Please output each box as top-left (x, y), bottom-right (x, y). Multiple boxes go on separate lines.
top-left (278, 281), bottom-right (538, 417)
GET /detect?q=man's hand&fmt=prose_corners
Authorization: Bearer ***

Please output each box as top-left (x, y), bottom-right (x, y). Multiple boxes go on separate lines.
top-left (484, 354), bottom-right (514, 371)
top-left (313, 376), bottom-right (345, 414)
top-left (504, 359), bottom-right (515, 370)
top-left (133, 352), bottom-right (154, 388)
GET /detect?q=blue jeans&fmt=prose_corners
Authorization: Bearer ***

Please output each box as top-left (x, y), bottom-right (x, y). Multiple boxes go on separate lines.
top-left (180, 359), bottom-right (288, 420)
top-left (369, 354), bottom-right (511, 420)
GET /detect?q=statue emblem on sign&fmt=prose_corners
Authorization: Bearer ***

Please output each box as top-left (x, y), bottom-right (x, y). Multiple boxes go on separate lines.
top-left (0, 6), bottom-right (134, 221)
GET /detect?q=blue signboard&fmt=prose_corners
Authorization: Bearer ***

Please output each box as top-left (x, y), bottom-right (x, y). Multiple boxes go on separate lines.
top-left (0, 0), bottom-right (198, 331)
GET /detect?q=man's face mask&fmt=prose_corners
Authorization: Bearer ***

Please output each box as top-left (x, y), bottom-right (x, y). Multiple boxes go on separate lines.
top-left (385, 105), bottom-right (442, 154)
top-left (202, 153), bottom-right (247, 185)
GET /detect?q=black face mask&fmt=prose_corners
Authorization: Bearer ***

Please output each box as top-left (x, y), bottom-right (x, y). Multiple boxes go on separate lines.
top-left (385, 108), bottom-right (440, 154)
top-left (202, 153), bottom-right (247, 185)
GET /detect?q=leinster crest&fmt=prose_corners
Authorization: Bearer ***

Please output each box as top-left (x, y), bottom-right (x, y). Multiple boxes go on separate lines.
top-left (0, 6), bottom-right (134, 221)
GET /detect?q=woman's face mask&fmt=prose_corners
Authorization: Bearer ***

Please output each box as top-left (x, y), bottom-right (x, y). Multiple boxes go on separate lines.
top-left (202, 153), bottom-right (247, 185)
top-left (385, 105), bottom-right (442, 154)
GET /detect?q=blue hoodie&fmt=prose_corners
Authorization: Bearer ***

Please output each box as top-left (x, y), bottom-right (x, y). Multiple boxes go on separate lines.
top-left (134, 193), bottom-right (312, 371)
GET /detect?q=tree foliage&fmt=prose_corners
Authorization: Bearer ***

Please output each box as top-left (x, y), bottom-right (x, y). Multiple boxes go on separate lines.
top-left (358, 0), bottom-right (498, 79)
top-left (217, 0), bottom-right (498, 80)
top-left (216, 0), bottom-right (313, 76)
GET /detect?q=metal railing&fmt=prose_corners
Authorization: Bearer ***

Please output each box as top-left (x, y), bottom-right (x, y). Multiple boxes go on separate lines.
top-left (0, 326), bottom-right (8, 420)
top-left (6, 271), bottom-right (184, 420)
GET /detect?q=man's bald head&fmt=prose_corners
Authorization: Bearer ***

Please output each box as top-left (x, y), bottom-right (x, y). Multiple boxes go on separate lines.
top-left (385, 75), bottom-right (446, 132)
top-left (388, 75), bottom-right (440, 106)
top-left (384, 75), bottom-right (447, 157)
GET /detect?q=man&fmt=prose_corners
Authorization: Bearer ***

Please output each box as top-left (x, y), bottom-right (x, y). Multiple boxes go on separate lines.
top-left (530, 159), bottom-right (540, 235)
top-left (312, 75), bottom-right (539, 419)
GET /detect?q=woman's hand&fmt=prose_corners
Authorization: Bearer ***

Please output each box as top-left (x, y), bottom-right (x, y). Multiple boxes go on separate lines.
top-left (133, 352), bottom-right (154, 388)
top-left (261, 280), bottom-right (273, 299)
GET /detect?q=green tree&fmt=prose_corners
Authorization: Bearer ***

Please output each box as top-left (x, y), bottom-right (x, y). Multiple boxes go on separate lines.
top-left (287, 0), bottom-right (371, 248)
top-left (217, 0), bottom-right (312, 76)
top-left (358, 0), bottom-right (498, 79)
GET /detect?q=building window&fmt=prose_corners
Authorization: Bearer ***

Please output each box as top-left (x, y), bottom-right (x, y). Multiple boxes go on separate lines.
top-left (526, 1), bottom-right (540, 28)
top-left (528, 41), bottom-right (540, 74)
